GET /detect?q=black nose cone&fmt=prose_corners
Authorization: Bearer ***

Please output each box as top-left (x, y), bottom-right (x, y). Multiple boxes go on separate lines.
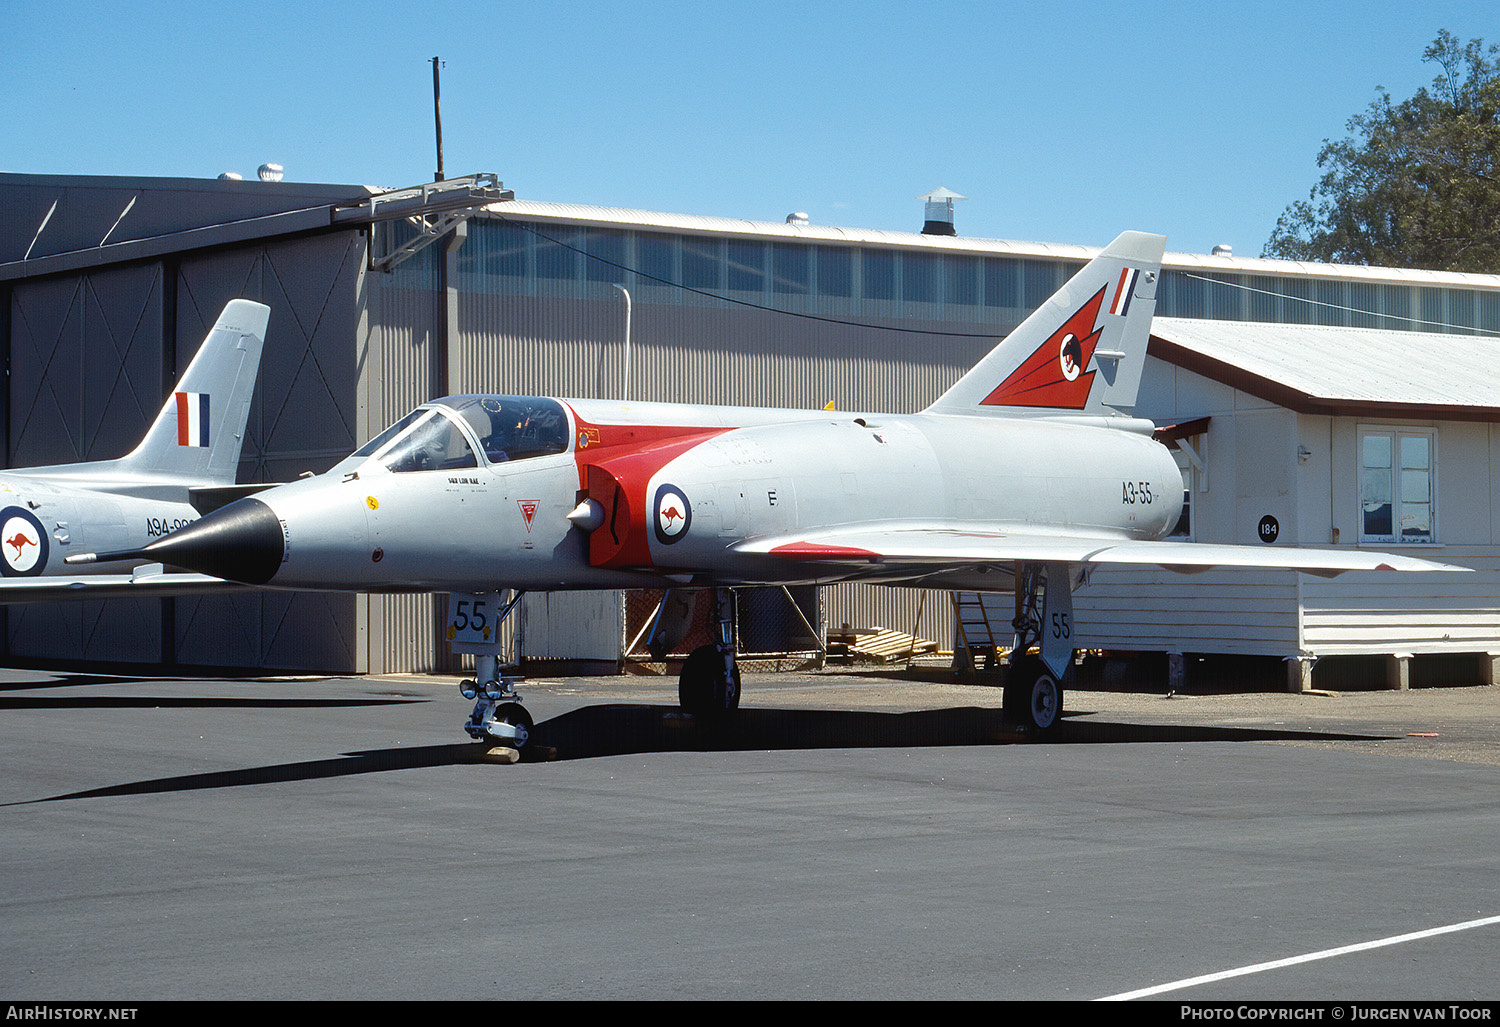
top-left (146, 498), bottom-right (285, 584)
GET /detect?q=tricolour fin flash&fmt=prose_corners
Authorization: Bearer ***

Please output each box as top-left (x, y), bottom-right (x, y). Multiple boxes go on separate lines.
top-left (924, 231), bottom-right (1164, 417)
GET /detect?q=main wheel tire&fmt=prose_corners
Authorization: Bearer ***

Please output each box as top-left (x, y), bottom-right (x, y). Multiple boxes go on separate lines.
top-left (679, 644), bottom-right (741, 717)
top-left (1003, 658), bottom-right (1064, 733)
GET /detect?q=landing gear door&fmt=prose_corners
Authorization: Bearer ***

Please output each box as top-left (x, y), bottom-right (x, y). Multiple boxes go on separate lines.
top-left (1040, 562), bottom-right (1074, 679)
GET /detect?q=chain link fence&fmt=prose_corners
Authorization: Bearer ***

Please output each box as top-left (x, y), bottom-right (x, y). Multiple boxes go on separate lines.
top-left (624, 585), bottom-right (824, 673)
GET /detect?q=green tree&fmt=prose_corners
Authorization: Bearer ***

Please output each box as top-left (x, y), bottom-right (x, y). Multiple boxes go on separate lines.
top-left (1264, 30), bottom-right (1500, 272)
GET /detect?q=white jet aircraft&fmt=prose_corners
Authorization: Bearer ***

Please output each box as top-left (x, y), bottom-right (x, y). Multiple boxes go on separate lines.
top-left (0, 299), bottom-right (268, 600)
top-left (71, 235), bottom-right (1463, 746)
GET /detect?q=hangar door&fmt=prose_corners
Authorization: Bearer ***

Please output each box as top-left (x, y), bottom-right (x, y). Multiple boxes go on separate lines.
top-left (5, 264), bottom-right (170, 663)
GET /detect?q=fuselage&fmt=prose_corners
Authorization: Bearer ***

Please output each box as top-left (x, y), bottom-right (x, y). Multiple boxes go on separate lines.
top-left (134, 393), bottom-right (1182, 594)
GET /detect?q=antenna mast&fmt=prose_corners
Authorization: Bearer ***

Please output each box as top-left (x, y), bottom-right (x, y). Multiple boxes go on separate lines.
top-left (431, 56), bottom-right (445, 182)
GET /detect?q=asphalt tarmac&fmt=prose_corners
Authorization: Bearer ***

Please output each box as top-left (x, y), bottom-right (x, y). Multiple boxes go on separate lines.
top-left (2, 664), bottom-right (1498, 1002)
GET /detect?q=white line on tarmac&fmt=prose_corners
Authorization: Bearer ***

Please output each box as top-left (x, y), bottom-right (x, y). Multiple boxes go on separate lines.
top-left (1097, 914), bottom-right (1500, 1001)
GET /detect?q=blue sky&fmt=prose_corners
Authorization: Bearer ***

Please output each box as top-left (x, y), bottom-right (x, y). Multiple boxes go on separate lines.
top-left (5, 1), bottom-right (1494, 258)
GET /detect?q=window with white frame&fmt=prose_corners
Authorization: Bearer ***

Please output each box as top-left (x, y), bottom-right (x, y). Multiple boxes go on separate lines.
top-left (1359, 427), bottom-right (1435, 543)
top-left (1163, 429), bottom-right (1205, 540)
top-left (1168, 446), bottom-right (1195, 539)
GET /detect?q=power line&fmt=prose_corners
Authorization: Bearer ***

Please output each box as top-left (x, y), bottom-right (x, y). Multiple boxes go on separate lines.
top-left (1177, 270), bottom-right (1500, 337)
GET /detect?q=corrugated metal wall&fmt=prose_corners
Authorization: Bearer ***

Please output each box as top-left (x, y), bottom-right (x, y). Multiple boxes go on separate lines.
top-left (362, 250), bottom-right (445, 674)
top-left (455, 287), bottom-right (988, 410)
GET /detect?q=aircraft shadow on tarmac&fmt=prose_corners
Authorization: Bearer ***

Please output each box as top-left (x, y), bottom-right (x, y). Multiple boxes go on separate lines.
top-left (0, 672), bottom-right (363, 694)
top-left (0, 673), bottom-right (157, 692)
top-left (530, 704), bottom-right (1391, 759)
top-left (14, 703), bottom-right (1393, 805)
top-left (0, 694), bottom-right (423, 711)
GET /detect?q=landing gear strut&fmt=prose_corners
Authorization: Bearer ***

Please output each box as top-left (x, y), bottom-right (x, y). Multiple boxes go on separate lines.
top-left (450, 590), bottom-right (534, 748)
top-left (678, 588), bottom-right (740, 717)
top-left (1003, 562), bottom-right (1073, 734)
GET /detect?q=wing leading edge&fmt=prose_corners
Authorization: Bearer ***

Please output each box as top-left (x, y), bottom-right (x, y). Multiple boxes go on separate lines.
top-left (737, 527), bottom-right (1468, 577)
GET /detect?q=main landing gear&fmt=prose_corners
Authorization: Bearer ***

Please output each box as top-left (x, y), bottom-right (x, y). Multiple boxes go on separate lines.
top-left (1003, 656), bottom-right (1064, 733)
top-left (1002, 562), bottom-right (1074, 735)
top-left (677, 588), bottom-right (741, 718)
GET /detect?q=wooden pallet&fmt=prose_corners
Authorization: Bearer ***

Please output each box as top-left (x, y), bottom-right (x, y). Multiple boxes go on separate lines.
top-left (845, 627), bottom-right (938, 664)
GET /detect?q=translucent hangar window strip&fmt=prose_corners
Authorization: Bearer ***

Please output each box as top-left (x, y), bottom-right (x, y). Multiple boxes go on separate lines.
top-left (383, 215), bottom-right (1500, 338)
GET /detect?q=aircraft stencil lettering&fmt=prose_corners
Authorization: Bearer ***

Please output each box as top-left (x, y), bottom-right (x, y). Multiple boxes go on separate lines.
top-left (74, 235), bottom-right (1465, 747)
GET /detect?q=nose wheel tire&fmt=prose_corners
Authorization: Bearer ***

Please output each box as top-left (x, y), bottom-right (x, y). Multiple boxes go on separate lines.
top-left (465, 692), bottom-right (534, 749)
top-left (488, 701), bottom-right (534, 748)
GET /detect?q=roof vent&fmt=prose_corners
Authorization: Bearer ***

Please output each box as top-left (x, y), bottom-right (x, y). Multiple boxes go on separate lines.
top-left (217, 172), bottom-right (243, 181)
top-left (1211, 243), bottom-right (1233, 257)
top-left (258, 163), bottom-right (285, 183)
top-left (786, 212), bottom-right (809, 226)
top-left (917, 187), bottom-right (966, 236)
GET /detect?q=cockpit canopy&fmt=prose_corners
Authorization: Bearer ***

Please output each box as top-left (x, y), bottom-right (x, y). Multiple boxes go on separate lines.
top-left (352, 396), bottom-right (569, 473)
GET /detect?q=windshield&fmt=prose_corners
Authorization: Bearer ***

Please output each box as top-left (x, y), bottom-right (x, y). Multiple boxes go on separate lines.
top-left (440, 396), bottom-right (569, 463)
top-left (356, 408), bottom-right (478, 473)
top-left (353, 409), bottom-right (425, 460)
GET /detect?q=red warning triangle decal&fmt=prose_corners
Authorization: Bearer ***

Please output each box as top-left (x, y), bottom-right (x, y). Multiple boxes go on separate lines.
top-left (517, 500), bottom-right (539, 533)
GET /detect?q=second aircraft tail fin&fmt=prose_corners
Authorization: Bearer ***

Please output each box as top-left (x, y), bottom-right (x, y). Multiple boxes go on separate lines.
top-left (924, 231), bottom-right (1164, 417)
top-left (118, 299), bottom-right (270, 485)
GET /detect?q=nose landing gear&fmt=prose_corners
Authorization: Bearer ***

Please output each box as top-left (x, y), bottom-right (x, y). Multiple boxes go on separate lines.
top-left (449, 591), bottom-right (535, 751)
top-left (461, 672), bottom-right (533, 748)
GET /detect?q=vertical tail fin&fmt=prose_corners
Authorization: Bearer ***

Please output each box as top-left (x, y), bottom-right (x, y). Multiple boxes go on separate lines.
top-left (120, 300), bottom-right (270, 484)
top-left (925, 231), bottom-right (1164, 417)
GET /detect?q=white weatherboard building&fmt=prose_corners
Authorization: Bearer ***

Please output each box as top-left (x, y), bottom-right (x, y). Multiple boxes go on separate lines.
top-left (1076, 316), bottom-right (1500, 690)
